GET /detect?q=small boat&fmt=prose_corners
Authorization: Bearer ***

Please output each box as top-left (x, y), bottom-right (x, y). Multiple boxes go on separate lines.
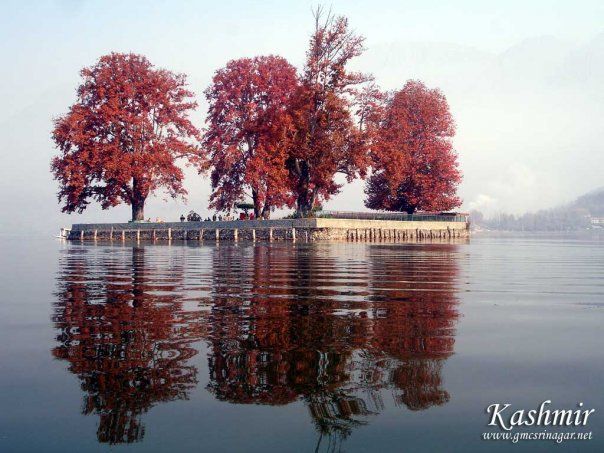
top-left (56, 227), bottom-right (71, 239)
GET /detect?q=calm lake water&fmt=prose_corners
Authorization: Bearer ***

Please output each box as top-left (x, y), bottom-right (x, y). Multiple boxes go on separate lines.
top-left (1, 234), bottom-right (603, 452)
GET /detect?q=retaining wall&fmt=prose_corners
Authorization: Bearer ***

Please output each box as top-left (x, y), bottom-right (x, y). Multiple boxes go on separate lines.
top-left (67, 217), bottom-right (469, 242)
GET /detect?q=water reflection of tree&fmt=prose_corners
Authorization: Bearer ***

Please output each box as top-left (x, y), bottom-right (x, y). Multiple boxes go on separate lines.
top-left (52, 246), bottom-right (206, 444)
top-left (205, 243), bottom-right (460, 451)
top-left (367, 245), bottom-right (458, 411)
top-left (52, 242), bottom-right (460, 450)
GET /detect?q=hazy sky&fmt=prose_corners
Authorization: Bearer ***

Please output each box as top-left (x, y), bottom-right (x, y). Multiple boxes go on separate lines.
top-left (1, 0), bottom-right (603, 234)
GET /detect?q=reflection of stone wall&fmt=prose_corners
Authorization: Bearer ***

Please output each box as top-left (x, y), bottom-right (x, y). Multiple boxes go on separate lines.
top-left (68, 218), bottom-right (469, 242)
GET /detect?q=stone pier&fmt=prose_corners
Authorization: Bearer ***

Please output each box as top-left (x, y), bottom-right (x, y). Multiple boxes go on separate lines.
top-left (67, 217), bottom-right (469, 242)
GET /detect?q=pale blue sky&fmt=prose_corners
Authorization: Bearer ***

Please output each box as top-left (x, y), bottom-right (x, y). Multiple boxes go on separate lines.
top-left (1, 0), bottom-right (603, 233)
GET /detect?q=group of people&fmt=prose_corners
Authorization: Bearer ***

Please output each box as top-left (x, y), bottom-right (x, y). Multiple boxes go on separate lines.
top-left (179, 211), bottom-right (258, 222)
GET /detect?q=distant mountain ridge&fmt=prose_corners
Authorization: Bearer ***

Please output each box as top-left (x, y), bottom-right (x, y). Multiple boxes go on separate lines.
top-left (572, 187), bottom-right (604, 216)
top-left (472, 187), bottom-right (604, 231)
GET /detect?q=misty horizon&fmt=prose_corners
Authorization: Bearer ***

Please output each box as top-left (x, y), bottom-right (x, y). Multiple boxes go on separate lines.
top-left (1, 0), bottom-right (603, 234)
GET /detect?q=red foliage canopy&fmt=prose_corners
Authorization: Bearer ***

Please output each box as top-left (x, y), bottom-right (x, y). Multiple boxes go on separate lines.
top-left (365, 81), bottom-right (462, 214)
top-left (287, 8), bottom-right (373, 214)
top-left (203, 56), bottom-right (298, 218)
top-left (51, 53), bottom-right (202, 221)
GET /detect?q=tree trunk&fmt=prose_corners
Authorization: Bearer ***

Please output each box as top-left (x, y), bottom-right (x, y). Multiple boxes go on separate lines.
top-left (296, 193), bottom-right (315, 217)
top-left (295, 161), bottom-right (312, 216)
top-left (252, 189), bottom-right (262, 219)
top-left (132, 197), bottom-right (145, 221)
top-left (261, 205), bottom-right (271, 219)
top-left (131, 178), bottom-right (146, 221)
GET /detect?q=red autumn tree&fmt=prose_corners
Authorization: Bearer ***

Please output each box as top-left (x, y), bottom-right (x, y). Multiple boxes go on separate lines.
top-left (287, 8), bottom-right (373, 215)
top-left (365, 80), bottom-right (462, 214)
top-left (51, 53), bottom-right (202, 221)
top-left (203, 56), bottom-right (298, 218)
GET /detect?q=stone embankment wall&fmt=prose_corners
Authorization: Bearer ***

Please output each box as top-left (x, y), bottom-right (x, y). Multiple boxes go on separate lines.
top-left (68, 218), bottom-right (469, 242)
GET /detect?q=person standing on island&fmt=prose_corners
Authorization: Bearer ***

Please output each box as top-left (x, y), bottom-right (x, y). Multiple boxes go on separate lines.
top-left (180, 214), bottom-right (185, 222)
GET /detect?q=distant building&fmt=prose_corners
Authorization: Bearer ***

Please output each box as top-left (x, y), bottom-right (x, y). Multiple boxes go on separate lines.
top-left (590, 217), bottom-right (604, 228)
